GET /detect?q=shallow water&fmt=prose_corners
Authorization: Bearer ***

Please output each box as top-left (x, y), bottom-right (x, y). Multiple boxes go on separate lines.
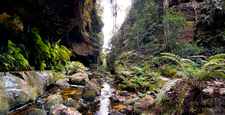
top-left (8, 81), bottom-right (133, 115)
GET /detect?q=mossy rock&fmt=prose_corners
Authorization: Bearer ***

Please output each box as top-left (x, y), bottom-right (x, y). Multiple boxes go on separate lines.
top-left (0, 89), bottom-right (9, 115)
top-left (46, 71), bottom-right (56, 86)
top-left (118, 91), bottom-right (130, 96)
top-left (44, 94), bottom-right (63, 110)
top-left (123, 96), bottom-right (140, 105)
top-left (64, 98), bottom-right (80, 108)
top-left (28, 108), bottom-right (47, 115)
top-left (82, 91), bottom-right (96, 101)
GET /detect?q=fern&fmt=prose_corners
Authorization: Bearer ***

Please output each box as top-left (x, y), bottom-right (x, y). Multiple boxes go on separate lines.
top-left (156, 79), bottom-right (183, 105)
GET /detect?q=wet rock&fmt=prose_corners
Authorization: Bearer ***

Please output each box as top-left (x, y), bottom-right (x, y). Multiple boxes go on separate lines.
top-left (82, 91), bottom-right (96, 101)
top-left (137, 95), bottom-right (155, 109)
top-left (44, 94), bottom-right (63, 110)
top-left (56, 78), bottom-right (70, 88)
top-left (0, 88), bottom-right (8, 115)
top-left (123, 96), bottom-right (140, 105)
top-left (118, 91), bottom-right (130, 96)
top-left (27, 108), bottom-right (47, 115)
top-left (83, 81), bottom-right (101, 96)
top-left (109, 96), bottom-right (119, 102)
top-left (5, 89), bottom-right (30, 108)
top-left (69, 73), bottom-right (89, 85)
top-left (50, 104), bottom-right (81, 115)
top-left (64, 98), bottom-right (80, 108)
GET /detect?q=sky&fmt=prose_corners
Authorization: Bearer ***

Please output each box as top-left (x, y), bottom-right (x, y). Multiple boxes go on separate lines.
top-left (100, 0), bottom-right (131, 48)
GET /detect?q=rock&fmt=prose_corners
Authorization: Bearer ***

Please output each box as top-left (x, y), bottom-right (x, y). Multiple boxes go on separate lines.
top-left (83, 81), bottom-right (101, 96)
top-left (0, 88), bottom-right (8, 115)
top-left (64, 98), bottom-right (80, 108)
top-left (50, 104), bottom-right (81, 115)
top-left (27, 108), bottom-right (47, 115)
top-left (137, 95), bottom-right (155, 109)
top-left (69, 73), bottom-right (89, 85)
top-left (201, 108), bottom-right (215, 115)
top-left (202, 87), bottom-right (214, 95)
top-left (82, 91), bottom-right (96, 101)
top-left (123, 96), bottom-right (140, 105)
top-left (214, 81), bottom-right (224, 87)
top-left (118, 91), bottom-right (130, 96)
top-left (56, 78), bottom-right (70, 88)
top-left (44, 94), bottom-right (63, 110)
top-left (220, 88), bottom-right (225, 96)
top-left (109, 96), bottom-right (119, 102)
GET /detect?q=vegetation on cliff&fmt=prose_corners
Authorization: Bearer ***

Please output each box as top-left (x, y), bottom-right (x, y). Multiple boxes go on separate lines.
top-left (106, 0), bottom-right (225, 114)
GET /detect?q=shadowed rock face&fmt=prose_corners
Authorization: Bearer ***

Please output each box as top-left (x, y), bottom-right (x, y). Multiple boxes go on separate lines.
top-left (0, 0), bottom-right (103, 68)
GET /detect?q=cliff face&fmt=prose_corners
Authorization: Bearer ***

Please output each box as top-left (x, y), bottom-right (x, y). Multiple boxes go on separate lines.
top-left (0, 0), bottom-right (103, 69)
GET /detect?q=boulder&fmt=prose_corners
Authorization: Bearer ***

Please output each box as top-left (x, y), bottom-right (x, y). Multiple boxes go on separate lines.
top-left (27, 108), bottom-right (47, 115)
top-left (118, 91), bottom-right (130, 96)
top-left (83, 81), bottom-right (101, 96)
top-left (50, 104), bottom-right (81, 115)
top-left (56, 78), bottom-right (70, 88)
top-left (64, 98), bottom-right (80, 108)
top-left (69, 73), bottom-right (89, 85)
top-left (123, 96), bottom-right (140, 105)
top-left (136, 95), bottom-right (155, 109)
top-left (0, 87), bottom-right (8, 115)
top-left (82, 91), bottom-right (96, 101)
top-left (44, 94), bottom-right (63, 110)
top-left (109, 96), bottom-right (119, 102)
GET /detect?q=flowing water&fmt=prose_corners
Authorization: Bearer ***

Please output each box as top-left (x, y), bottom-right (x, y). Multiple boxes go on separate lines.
top-left (8, 79), bottom-right (133, 115)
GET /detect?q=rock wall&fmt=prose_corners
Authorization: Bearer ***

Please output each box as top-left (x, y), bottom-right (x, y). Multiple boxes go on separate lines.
top-left (0, 71), bottom-right (55, 114)
top-left (0, 0), bottom-right (103, 68)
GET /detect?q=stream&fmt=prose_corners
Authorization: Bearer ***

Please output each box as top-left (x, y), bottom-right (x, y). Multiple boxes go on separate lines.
top-left (8, 79), bottom-right (133, 115)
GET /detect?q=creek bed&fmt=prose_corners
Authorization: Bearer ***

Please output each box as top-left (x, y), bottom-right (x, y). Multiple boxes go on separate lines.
top-left (8, 81), bottom-right (133, 115)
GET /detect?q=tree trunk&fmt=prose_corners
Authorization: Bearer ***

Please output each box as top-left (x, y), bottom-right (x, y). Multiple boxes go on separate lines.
top-left (163, 0), bottom-right (169, 50)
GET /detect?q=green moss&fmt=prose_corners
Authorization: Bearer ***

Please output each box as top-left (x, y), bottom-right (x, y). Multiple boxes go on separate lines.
top-left (0, 89), bottom-right (9, 115)
top-left (44, 95), bottom-right (63, 110)
top-left (82, 91), bottom-right (96, 101)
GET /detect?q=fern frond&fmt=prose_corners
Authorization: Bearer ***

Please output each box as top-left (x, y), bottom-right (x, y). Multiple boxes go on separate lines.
top-left (60, 45), bottom-right (72, 56)
top-left (156, 79), bottom-right (183, 105)
top-left (209, 54), bottom-right (225, 60)
top-left (161, 53), bottom-right (186, 71)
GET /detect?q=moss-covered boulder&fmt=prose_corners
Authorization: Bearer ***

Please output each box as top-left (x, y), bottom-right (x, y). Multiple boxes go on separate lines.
top-left (83, 81), bottom-right (101, 96)
top-left (118, 91), bottom-right (130, 96)
top-left (64, 98), bottom-right (80, 108)
top-left (69, 73), bottom-right (89, 85)
top-left (0, 87), bottom-right (8, 115)
top-left (133, 95), bottom-right (155, 114)
top-left (82, 91), bottom-right (96, 101)
top-left (123, 96), bottom-right (140, 105)
top-left (56, 78), bottom-right (70, 88)
top-left (27, 108), bottom-right (47, 115)
top-left (44, 94), bottom-right (63, 110)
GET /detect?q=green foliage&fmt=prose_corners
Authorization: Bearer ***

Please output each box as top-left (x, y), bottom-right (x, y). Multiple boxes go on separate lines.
top-left (53, 71), bottom-right (66, 79)
top-left (156, 79), bottom-right (183, 105)
top-left (31, 28), bottom-right (71, 70)
top-left (161, 52), bottom-right (225, 81)
top-left (66, 61), bottom-right (88, 74)
top-left (0, 40), bottom-right (32, 71)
